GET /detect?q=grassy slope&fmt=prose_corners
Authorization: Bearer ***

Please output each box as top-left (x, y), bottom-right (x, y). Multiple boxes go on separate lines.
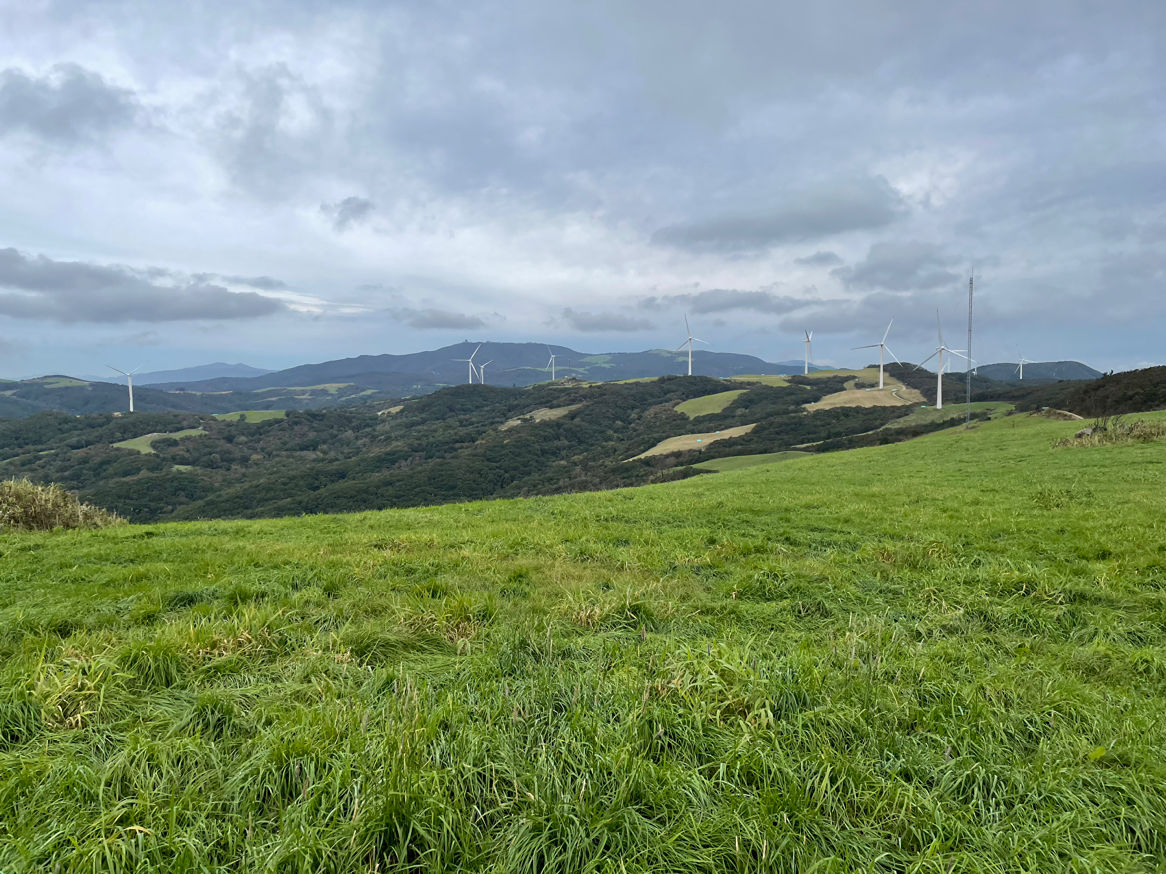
top-left (2, 413), bottom-right (1166, 871)
top-left (691, 450), bottom-right (811, 471)
top-left (676, 389), bottom-right (748, 418)
top-left (111, 428), bottom-right (207, 454)
top-left (212, 410), bottom-right (288, 423)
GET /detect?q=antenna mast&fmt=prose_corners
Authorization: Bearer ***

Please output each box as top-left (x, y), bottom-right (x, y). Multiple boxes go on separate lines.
top-left (965, 273), bottom-right (974, 429)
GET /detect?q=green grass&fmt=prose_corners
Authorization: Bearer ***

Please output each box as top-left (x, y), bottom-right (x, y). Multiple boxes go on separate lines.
top-left (112, 428), bottom-right (207, 454)
top-left (36, 376), bottom-right (91, 388)
top-left (691, 450), bottom-right (811, 471)
top-left (729, 374), bottom-right (792, 387)
top-left (675, 389), bottom-right (747, 418)
top-left (254, 384), bottom-right (350, 394)
top-left (3, 413), bottom-right (1166, 871)
top-left (880, 401), bottom-right (1014, 430)
top-left (212, 410), bottom-right (287, 423)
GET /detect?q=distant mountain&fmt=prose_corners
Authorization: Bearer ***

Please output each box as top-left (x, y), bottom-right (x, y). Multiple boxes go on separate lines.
top-left (79, 363), bottom-right (274, 385)
top-left (973, 361), bottom-right (1102, 382)
top-left (148, 342), bottom-right (818, 393)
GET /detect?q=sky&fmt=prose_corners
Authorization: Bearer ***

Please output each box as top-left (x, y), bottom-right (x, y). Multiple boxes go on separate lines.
top-left (1, 0), bottom-right (1163, 379)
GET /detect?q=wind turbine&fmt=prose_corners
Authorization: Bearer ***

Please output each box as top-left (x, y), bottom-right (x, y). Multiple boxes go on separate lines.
top-left (545, 347), bottom-right (558, 381)
top-left (914, 311), bottom-right (970, 410)
top-left (107, 365), bottom-right (142, 413)
top-left (1015, 356), bottom-right (1035, 380)
top-left (803, 331), bottom-right (813, 375)
top-left (477, 360), bottom-right (494, 384)
top-left (852, 319), bottom-right (900, 389)
top-left (675, 315), bottom-right (708, 376)
top-left (452, 344), bottom-right (482, 384)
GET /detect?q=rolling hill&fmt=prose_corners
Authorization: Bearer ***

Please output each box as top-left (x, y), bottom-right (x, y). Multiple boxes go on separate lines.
top-left (974, 360), bottom-right (1102, 382)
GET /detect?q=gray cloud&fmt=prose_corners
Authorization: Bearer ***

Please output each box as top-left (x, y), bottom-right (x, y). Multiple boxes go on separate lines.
top-left (640, 288), bottom-right (815, 316)
top-left (0, 248), bottom-right (287, 323)
top-left (390, 307), bottom-right (486, 330)
top-left (223, 275), bottom-right (289, 291)
top-left (0, 64), bottom-right (137, 145)
top-left (321, 196), bottom-right (375, 232)
top-left (831, 241), bottom-right (961, 291)
top-left (795, 250), bottom-right (844, 267)
top-left (561, 308), bottom-right (653, 332)
top-left (652, 177), bottom-right (906, 251)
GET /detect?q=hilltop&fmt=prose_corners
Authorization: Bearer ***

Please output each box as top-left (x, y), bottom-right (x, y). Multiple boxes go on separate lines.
top-left (2, 409), bottom-right (1165, 871)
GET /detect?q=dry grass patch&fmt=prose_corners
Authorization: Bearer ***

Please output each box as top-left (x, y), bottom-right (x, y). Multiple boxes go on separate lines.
top-left (629, 423), bottom-right (756, 459)
top-left (500, 404), bottom-right (582, 430)
top-left (0, 478), bottom-right (124, 531)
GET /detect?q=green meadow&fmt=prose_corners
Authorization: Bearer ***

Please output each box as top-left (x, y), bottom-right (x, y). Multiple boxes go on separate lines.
top-left (2, 412), bottom-right (1166, 872)
top-left (212, 410), bottom-right (288, 423)
top-left (111, 428), bottom-right (208, 454)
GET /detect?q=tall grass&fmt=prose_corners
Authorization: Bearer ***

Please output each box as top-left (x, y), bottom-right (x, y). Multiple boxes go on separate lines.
top-left (1, 413), bottom-right (1165, 871)
top-left (0, 478), bottom-right (123, 532)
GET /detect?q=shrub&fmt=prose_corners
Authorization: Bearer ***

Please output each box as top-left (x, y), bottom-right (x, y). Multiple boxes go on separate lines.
top-left (0, 478), bottom-right (124, 531)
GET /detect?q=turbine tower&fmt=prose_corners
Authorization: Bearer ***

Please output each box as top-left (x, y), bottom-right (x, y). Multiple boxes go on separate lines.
top-left (545, 347), bottom-right (558, 381)
top-left (852, 319), bottom-right (900, 389)
top-left (803, 331), bottom-right (813, 375)
top-left (452, 344), bottom-right (482, 384)
top-left (1015, 356), bottom-right (1035, 380)
top-left (675, 315), bottom-right (707, 376)
top-left (915, 311), bottom-right (970, 410)
top-left (107, 365), bottom-right (141, 413)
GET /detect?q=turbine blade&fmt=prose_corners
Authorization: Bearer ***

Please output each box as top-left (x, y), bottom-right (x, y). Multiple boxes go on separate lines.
top-left (684, 314), bottom-right (690, 335)
top-left (936, 309), bottom-right (944, 347)
top-left (914, 349), bottom-right (939, 369)
top-left (107, 365), bottom-right (127, 376)
top-left (882, 319), bottom-right (893, 344)
top-left (884, 345), bottom-right (902, 365)
top-left (692, 337), bottom-right (709, 344)
top-left (852, 344), bottom-right (879, 350)
top-left (674, 342), bottom-right (688, 352)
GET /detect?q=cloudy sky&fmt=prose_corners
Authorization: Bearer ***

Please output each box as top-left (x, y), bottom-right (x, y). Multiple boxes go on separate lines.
top-left (1, 0), bottom-right (1163, 378)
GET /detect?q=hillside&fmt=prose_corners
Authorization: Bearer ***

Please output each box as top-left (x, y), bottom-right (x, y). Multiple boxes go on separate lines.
top-left (2, 412), bottom-right (1165, 871)
top-left (1, 375), bottom-right (981, 523)
top-left (975, 360), bottom-right (1102, 382)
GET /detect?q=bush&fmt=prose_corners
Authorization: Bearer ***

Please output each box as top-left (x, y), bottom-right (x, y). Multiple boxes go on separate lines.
top-left (0, 478), bottom-right (124, 531)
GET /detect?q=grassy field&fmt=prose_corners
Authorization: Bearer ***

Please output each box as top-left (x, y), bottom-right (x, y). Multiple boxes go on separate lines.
top-left (212, 410), bottom-right (287, 423)
top-left (880, 402), bottom-right (1015, 430)
top-left (111, 428), bottom-right (207, 454)
top-left (728, 374), bottom-right (791, 387)
top-left (691, 450), bottom-right (812, 471)
top-left (2, 413), bottom-right (1166, 871)
top-left (675, 389), bottom-right (748, 418)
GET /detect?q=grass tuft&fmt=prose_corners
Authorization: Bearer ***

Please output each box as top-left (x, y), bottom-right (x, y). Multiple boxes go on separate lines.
top-left (0, 477), bottom-right (123, 531)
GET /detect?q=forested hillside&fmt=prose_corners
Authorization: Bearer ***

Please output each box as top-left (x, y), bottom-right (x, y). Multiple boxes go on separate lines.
top-left (1, 375), bottom-right (963, 523)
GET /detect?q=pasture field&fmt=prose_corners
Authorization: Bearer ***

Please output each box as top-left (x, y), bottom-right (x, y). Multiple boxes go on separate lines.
top-left (2, 413), bottom-right (1166, 872)
top-left (110, 428), bottom-right (207, 454)
top-left (691, 450), bottom-right (812, 471)
top-left (675, 389), bottom-right (748, 418)
top-left (212, 410), bottom-right (288, 423)
top-left (628, 423), bottom-right (757, 459)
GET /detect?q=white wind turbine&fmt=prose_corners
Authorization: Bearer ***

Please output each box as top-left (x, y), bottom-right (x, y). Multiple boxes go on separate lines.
top-left (852, 319), bottom-right (900, 389)
top-left (675, 315), bottom-right (708, 376)
top-left (477, 360), bottom-right (494, 384)
top-left (1015, 356), bottom-right (1035, 380)
top-left (545, 347), bottom-right (558, 381)
top-left (915, 311), bottom-right (970, 410)
top-left (107, 365), bottom-right (142, 413)
top-left (803, 330), bottom-right (813, 375)
top-left (452, 344), bottom-right (482, 384)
